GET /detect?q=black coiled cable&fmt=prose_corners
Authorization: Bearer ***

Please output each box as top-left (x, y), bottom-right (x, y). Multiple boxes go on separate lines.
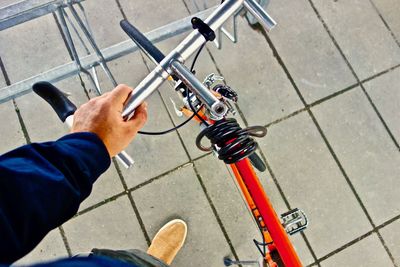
top-left (196, 118), bottom-right (267, 164)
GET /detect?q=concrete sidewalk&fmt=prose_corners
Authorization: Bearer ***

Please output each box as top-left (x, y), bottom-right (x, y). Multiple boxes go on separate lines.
top-left (1, 0), bottom-right (400, 266)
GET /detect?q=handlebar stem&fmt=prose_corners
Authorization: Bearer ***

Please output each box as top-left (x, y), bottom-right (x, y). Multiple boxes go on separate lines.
top-left (170, 60), bottom-right (227, 119)
top-left (121, 0), bottom-right (245, 119)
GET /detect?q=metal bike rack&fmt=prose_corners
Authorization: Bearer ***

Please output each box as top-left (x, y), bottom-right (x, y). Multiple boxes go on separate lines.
top-left (0, 0), bottom-right (270, 104)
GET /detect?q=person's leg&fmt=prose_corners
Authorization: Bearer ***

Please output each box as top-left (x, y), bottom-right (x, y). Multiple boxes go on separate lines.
top-left (91, 248), bottom-right (168, 267)
top-left (91, 219), bottom-right (187, 267)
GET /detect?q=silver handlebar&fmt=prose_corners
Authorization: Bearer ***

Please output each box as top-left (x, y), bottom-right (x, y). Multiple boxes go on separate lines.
top-left (121, 0), bottom-right (276, 120)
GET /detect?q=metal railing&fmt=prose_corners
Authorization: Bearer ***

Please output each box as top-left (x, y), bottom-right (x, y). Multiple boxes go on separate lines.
top-left (0, 0), bottom-right (270, 104)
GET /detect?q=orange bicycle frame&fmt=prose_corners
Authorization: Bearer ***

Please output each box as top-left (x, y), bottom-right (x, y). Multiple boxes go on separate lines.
top-left (231, 159), bottom-right (302, 266)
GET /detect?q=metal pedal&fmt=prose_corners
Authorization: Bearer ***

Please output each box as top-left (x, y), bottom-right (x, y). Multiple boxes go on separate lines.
top-left (281, 208), bottom-right (308, 235)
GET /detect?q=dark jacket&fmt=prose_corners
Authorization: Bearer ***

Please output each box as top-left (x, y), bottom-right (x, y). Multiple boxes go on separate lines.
top-left (0, 133), bottom-right (135, 266)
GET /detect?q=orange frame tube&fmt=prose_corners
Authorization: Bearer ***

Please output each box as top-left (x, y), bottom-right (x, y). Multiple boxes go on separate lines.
top-left (231, 158), bottom-right (302, 267)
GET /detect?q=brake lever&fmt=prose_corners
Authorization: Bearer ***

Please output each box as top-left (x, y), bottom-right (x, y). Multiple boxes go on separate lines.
top-left (33, 81), bottom-right (134, 169)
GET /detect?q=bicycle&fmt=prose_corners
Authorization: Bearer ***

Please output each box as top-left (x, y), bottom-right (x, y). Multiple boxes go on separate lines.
top-left (33, 0), bottom-right (308, 266)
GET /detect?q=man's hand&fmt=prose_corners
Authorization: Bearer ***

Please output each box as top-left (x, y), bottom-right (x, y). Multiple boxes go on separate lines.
top-left (71, 84), bottom-right (147, 157)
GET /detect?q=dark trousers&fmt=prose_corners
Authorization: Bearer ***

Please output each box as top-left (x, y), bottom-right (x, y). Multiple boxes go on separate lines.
top-left (91, 249), bottom-right (169, 267)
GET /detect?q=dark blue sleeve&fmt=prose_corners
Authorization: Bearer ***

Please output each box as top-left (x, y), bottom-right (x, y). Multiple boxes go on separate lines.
top-left (0, 256), bottom-right (138, 267)
top-left (0, 132), bottom-right (111, 264)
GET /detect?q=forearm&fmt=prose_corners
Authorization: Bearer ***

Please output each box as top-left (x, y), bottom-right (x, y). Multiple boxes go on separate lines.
top-left (0, 132), bottom-right (110, 264)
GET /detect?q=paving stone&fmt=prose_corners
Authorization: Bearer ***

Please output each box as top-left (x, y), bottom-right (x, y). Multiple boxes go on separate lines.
top-left (0, 14), bottom-right (70, 83)
top-left (258, 112), bottom-right (372, 257)
top-left (312, 88), bottom-right (400, 225)
top-left (320, 234), bottom-right (393, 267)
top-left (0, 100), bottom-right (26, 154)
top-left (16, 76), bottom-right (89, 143)
top-left (132, 165), bottom-right (232, 266)
top-left (119, 92), bottom-right (190, 187)
top-left (0, 75), bottom-right (5, 88)
top-left (83, 50), bottom-right (150, 94)
top-left (119, 0), bottom-right (189, 33)
top-left (380, 219), bottom-right (400, 265)
top-left (94, 54), bottom-right (189, 188)
top-left (182, 0), bottom-right (220, 12)
top-left (13, 229), bottom-right (67, 266)
top-left (267, 0), bottom-right (356, 103)
top-left (63, 196), bottom-right (148, 254)
top-left (371, 0), bottom-right (400, 42)
top-left (156, 79), bottom-right (209, 160)
top-left (195, 155), bottom-right (315, 265)
top-left (206, 17), bottom-right (304, 126)
top-left (0, 0), bottom-right (16, 8)
top-left (363, 68), bottom-right (400, 142)
top-left (79, 163), bottom-right (124, 211)
top-left (312, 0), bottom-right (400, 80)
top-left (78, 0), bottom-right (126, 49)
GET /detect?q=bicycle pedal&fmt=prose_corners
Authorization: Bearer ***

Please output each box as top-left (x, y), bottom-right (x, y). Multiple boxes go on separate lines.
top-left (281, 208), bottom-right (308, 235)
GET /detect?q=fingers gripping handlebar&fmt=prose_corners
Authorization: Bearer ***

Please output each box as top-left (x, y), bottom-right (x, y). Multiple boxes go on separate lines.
top-left (32, 82), bottom-right (134, 169)
top-left (30, 0), bottom-right (275, 170)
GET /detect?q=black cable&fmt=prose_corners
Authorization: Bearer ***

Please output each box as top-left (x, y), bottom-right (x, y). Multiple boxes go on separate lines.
top-left (190, 43), bottom-right (205, 72)
top-left (196, 118), bottom-right (267, 163)
top-left (138, 111), bottom-right (196, 135)
top-left (138, 43), bottom-right (207, 135)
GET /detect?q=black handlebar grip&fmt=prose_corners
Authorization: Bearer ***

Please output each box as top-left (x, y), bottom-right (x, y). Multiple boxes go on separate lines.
top-left (32, 81), bottom-right (77, 122)
top-left (120, 19), bottom-right (166, 64)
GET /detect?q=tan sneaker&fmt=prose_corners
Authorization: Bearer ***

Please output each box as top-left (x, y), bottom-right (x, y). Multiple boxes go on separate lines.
top-left (147, 219), bottom-right (187, 265)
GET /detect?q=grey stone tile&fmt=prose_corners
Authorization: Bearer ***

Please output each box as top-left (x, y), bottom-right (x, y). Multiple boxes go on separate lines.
top-left (0, 14), bottom-right (70, 83)
top-left (16, 76), bottom-right (89, 143)
top-left (267, 0), bottom-right (356, 103)
top-left (13, 229), bottom-right (67, 266)
top-left (312, 0), bottom-right (400, 80)
top-left (119, 0), bottom-right (189, 33)
top-left (182, 0), bottom-right (219, 12)
top-left (206, 18), bottom-right (304, 126)
top-left (63, 196), bottom-right (148, 254)
top-left (0, 74), bottom-right (5, 88)
top-left (258, 112), bottom-right (372, 257)
top-left (78, 0), bottom-right (126, 49)
top-left (79, 163), bottom-right (124, 211)
top-left (0, 101), bottom-right (26, 154)
top-left (320, 234), bottom-right (393, 267)
top-left (195, 155), bottom-right (315, 264)
top-left (156, 78), bottom-right (209, 160)
top-left (88, 49), bottom-right (149, 93)
top-left (0, 0), bottom-right (17, 8)
top-left (363, 68), bottom-right (400, 142)
top-left (132, 165), bottom-right (232, 266)
top-left (380, 219), bottom-right (400, 265)
top-left (372, 0), bottom-right (400, 42)
top-left (312, 88), bottom-right (400, 225)
top-left (119, 92), bottom-right (189, 187)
